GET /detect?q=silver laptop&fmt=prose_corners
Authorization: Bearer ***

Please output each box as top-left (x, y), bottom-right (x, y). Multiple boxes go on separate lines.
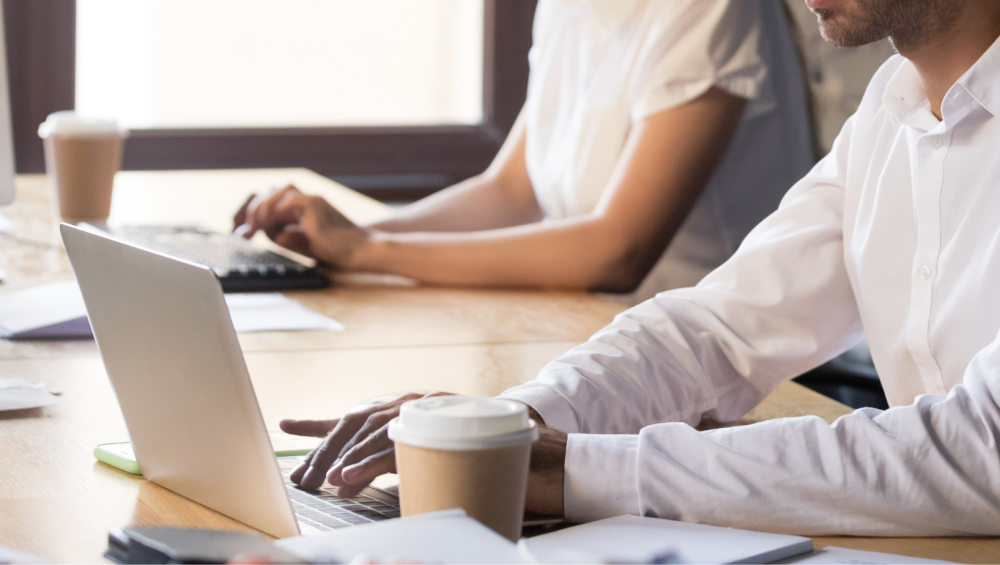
top-left (61, 223), bottom-right (398, 537)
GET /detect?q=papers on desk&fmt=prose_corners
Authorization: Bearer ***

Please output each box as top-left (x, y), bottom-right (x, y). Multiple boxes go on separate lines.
top-left (0, 211), bottom-right (13, 233)
top-left (0, 544), bottom-right (46, 564)
top-left (276, 510), bottom-right (529, 564)
top-left (0, 281), bottom-right (343, 340)
top-left (520, 515), bottom-right (813, 564)
top-left (0, 281), bottom-right (90, 339)
top-left (224, 293), bottom-right (343, 332)
top-left (777, 546), bottom-right (956, 564)
top-left (0, 377), bottom-right (58, 412)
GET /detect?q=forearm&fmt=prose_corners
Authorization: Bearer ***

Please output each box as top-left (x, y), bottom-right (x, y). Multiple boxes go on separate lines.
top-left (370, 110), bottom-right (537, 234)
top-left (368, 172), bottom-right (543, 234)
top-left (351, 215), bottom-right (642, 290)
top-left (563, 381), bottom-right (1000, 535)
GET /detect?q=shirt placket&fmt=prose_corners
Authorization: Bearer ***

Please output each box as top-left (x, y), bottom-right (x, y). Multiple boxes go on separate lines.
top-left (904, 126), bottom-right (950, 396)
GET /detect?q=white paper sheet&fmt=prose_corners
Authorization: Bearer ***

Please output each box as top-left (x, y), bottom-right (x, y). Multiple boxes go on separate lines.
top-left (276, 510), bottom-right (529, 564)
top-left (520, 515), bottom-right (813, 565)
top-left (0, 281), bottom-right (88, 338)
top-left (0, 211), bottom-right (13, 233)
top-left (0, 282), bottom-right (343, 340)
top-left (777, 546), bottom-right (956, 564)
top-left (0, 378), bottom-right (58, 412)
top-left (224, 293), bottom-right (344, 332)
top-left (0, 543), bottom-right (47, 564)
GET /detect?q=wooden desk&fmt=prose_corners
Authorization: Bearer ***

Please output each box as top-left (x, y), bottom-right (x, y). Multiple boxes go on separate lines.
top-left (0, 171), bottom-right (995, 563)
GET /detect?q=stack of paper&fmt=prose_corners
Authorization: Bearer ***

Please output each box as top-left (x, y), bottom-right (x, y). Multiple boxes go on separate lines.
top-left (0, 281), bottom-right (343, 340)
top-left (276, 510), bottom-right (528, 564)
top-left (778, 547), bottom-right (955, 564)
top-left (520, 515), bottom-right (812, 564)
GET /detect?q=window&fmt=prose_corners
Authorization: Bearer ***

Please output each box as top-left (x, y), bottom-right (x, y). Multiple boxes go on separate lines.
top-left (76, 0), bottom-right (485, 129)
top-left (5, 0), bottom-right (536, 199)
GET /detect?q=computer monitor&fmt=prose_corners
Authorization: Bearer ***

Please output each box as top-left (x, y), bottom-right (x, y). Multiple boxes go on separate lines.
top-left (0, 2), bottom-right (16, 209)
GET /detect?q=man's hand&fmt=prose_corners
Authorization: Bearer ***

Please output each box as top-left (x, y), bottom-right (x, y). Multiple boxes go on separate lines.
top-left (279, 392), bottom-right (435, 498)
top-left (233, 184), bottom-right (370, 268)
top-left (281, 394), bottom-right (568, 516)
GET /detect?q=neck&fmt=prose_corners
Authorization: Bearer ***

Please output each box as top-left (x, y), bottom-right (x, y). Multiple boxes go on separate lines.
top-left (893, 3), bottom-right (1000, 119)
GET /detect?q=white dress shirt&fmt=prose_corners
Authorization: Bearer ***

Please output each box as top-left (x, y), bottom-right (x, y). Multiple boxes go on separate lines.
top-left (502, 38), bottom-right (1000, 536)
top-left (523, 0), bottom-right (814, 304)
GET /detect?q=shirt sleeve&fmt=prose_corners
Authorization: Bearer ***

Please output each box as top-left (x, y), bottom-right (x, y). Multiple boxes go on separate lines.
top-left (628, 0), bottom-right (771, 122)
top-left (625, 335), bottom-right (1000, 536)
top-left (501, 115), bottom-right (863, 437)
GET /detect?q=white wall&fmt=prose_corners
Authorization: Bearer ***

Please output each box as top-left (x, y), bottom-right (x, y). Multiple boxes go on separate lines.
top-left (76, 0), bottom-right (484, 129)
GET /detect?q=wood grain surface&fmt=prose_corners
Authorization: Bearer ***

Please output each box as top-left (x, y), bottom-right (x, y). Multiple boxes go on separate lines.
top-left (0, 170), bottom-right (996, 563)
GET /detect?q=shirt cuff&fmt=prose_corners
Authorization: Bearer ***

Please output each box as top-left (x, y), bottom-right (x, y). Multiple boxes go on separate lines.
top-left (564, 433), bottom-right (640, 523)
top-left (498, 383), bottom-right (581, 434)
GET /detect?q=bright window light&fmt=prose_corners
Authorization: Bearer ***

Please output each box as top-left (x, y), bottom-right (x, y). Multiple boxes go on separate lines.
top-left (76, 0), bottom-right (484, 129)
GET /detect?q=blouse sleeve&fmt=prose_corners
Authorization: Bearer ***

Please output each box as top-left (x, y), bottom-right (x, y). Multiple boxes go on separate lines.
top-left (629, 0), bottom-right (771, 122)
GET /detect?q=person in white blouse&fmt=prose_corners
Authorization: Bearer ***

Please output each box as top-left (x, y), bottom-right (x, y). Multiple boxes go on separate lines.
top-left (235, 0), bottom-right (813, 305)
top-left (279, 0), bottom-right (1000, 536)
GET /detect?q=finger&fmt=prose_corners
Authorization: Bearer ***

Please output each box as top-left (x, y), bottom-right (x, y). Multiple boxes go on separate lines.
top-left (248, 185), bottom-right (301, 239)
top-left (299, 404), bottom-right (392, 490)
top-left (325, 410), bottom-right (397, 487)
top-left (232, 193), bottom-right (255, 231)
top-left (282, 418), bottom-right (339, 485)
top-left (279, 418), bottom-right (338, 438)
top-left (273, 228), bottom-right (313, 258)
top-left (296, 392), bottom-right (424, 490)
top-left (336, 446), bottom-right (397, 499)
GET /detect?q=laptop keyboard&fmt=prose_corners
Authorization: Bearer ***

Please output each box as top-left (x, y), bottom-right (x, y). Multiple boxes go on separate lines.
top-left (278, 456), bottom-right (400, 532)
top-left (109, 226), bottom-right (330, 292)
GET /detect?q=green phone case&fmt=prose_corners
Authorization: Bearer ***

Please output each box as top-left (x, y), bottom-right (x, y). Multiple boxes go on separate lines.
top-left (94, 442), bottom-right (142, 475)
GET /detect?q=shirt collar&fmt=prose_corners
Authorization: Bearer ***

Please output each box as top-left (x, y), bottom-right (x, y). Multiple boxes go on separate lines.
top-left (882, 60), bottom-right (924, 120)
top-left (883, 33), bottom-right (1000, 129)
top-left (955, 33), bottom-right (1000, 119)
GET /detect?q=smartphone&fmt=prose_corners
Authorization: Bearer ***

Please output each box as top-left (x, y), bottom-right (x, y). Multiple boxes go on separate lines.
top-left (94, 431), bottom-right (323, 476)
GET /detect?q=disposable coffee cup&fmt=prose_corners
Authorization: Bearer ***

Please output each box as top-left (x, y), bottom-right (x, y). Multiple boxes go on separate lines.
top-left (388, 396), bottom-right (538, 541)
top-left (38, 111), bottom-right (127, 224)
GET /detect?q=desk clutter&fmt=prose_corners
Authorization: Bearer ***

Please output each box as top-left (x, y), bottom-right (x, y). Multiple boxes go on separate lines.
top-left (1, 171), bottom-right (986, 562)
top-left (0, 280), bottom-right (343, 340)
top-left (97, 511), bottom-right (956, 565)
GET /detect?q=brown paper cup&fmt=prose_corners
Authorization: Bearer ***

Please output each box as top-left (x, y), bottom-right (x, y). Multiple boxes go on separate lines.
top-left (42, 133), bottom-right (124, 224)
top-left (395, 441), bottom-right (531, 541)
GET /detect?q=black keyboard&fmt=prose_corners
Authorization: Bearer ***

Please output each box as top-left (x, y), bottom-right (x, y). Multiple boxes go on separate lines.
top-left (109, 226), bottom-right (330, 293)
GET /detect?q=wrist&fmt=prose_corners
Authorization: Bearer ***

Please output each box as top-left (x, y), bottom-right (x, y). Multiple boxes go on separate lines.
top-left (344, 229), bottom-right (389, 271)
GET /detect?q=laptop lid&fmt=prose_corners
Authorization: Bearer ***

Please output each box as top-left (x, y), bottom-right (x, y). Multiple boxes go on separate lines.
top-left (61, 223), bottom-right (300, 538)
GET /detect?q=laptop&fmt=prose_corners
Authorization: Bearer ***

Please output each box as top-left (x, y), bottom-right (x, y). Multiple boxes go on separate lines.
top-left (61, 223), bottom-right (395, 537)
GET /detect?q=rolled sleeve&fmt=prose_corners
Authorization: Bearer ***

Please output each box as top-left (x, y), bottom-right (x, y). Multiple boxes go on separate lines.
top-left (564, 433), bottom-right (640, 523)
top-left (499, 381), bottom-right (581, 434)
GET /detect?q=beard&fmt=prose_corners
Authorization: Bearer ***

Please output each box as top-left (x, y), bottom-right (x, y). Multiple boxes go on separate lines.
top-left (812, 0), bottom-right (961, 50)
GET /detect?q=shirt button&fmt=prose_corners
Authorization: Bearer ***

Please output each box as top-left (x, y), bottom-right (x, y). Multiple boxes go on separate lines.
top-left (918, 265), bottom-right (933, 280)
top-left (930, 136), bottom-right (943, 149)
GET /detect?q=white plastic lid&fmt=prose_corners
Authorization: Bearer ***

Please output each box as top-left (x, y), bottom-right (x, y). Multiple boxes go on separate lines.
top-left (38, 111), bottom-right (127, 138)
top-left (388, 396), bottom-right (539, 450)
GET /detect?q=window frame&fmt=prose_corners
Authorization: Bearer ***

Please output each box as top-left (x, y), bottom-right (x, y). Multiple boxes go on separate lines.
top-left (4, 0), bottom-right (536, 199)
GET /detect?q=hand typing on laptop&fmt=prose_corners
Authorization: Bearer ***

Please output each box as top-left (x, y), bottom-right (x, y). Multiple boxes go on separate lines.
top-left (280, 392), bottom-right (568, 516)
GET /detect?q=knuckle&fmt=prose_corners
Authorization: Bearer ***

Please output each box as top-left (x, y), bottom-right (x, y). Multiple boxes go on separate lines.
top-left (367, 410), bottom-right (394, 427)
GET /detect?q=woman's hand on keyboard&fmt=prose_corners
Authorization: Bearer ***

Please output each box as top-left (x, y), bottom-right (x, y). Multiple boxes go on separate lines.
top-left (280, 392), bottom-right (567, 516)
top-left (233, 184), bottom-right (371, 269)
